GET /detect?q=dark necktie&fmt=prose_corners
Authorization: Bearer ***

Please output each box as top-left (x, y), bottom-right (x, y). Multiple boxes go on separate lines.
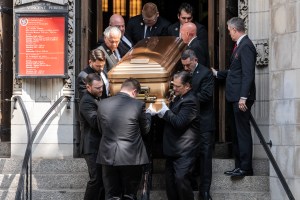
top-left (145, 26), bottom-right (151, 38)
top-left (232, 43), bottom-right (237, 53)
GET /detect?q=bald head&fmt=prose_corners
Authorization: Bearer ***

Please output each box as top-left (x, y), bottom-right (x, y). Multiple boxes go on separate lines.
top-left (180, 22), bottom-right (197, 43)
top-left (109, 14), bottom-right (125, 36)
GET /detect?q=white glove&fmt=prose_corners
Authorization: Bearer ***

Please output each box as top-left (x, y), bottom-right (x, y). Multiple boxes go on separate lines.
top-left (146, 103), bottom-right (157, 116)
top-left (211, 68), bottom-right (218, 77)
top-left (157, 101), bottom-right (169, 118)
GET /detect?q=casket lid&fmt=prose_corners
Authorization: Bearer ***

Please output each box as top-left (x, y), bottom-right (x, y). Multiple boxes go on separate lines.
top-left (108, 36), bottom-right (186, 80)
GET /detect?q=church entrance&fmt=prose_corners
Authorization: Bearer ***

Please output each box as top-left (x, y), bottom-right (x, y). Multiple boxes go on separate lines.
top-left (77, 0), bottom-right (239, 157)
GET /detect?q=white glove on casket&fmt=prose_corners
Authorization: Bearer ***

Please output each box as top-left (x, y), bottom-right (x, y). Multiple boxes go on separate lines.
top-left (145, 103), bottom-right (157, 116)
top-left (157, 101), bottom-right (169, 118)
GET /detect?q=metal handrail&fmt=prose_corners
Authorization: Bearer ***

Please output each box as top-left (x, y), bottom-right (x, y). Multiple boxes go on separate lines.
top-left (249, 112), bottom-right (295, 200)
top-left (14, 96), bottom-right (69, 200)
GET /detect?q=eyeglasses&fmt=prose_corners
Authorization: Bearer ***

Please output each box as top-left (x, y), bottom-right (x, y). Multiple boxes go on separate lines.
top-left (143, 17), bottom-right (157, 23)
top-left (142, 14), bottom-right (158, 23)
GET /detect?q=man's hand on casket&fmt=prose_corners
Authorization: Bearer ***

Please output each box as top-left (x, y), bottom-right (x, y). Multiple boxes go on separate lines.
top-left (146, 103), bottom-right (157, 116)
top-left (157, 101), bottom-right (169, 118)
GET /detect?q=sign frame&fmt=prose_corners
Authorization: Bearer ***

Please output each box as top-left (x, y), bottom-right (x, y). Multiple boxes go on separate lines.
top-left (15, 2), bottom-right (68, 78)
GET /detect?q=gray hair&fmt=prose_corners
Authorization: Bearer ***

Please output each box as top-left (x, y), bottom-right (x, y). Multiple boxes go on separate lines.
top-left (103, 26), bottom-right (121, 39)
top-left (227, 17), bottom-right (245, 33)
top-left (181, 49), bottom-right (197, 61)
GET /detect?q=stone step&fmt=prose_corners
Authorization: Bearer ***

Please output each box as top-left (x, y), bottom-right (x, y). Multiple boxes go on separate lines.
top-left (153, 158), bottom-right (269, 175)
top-left (148, 190), bottom-right (271, 200)
top-left (0, 189), bottom-right (85, 200)
top-left (0, 189), bottom-right (271, 200)
top-left (0, 158), bottom-right (87, 174)
top-left (150, 173), bottom-right (269, 192)
top-left (0, 174), bottom-right (88, 189)
top-left (1, 158), bottom-right (269, 175)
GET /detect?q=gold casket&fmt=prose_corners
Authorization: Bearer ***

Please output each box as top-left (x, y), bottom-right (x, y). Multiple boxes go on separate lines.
top-left (108, 36), bottom-right (186, 110)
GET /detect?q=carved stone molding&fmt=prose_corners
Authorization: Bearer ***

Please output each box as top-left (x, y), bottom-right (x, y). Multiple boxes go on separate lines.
top-left (239, 0), bottom-right (248, 32)
top-left (254, 40), bottom-right (269, 67)
top-left (63, 0), bottom-right (74, 95)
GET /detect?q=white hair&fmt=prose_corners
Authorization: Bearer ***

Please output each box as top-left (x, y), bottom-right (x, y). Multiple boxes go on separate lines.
top-left (103, 26), bottom-right (121, 39)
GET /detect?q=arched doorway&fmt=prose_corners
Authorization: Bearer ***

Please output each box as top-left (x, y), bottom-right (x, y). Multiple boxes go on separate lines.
top-left (78, 0), bottom-right (239, 157)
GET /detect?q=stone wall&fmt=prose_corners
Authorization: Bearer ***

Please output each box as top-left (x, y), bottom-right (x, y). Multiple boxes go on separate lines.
top-left (269, 0), bottom-right (300, 199)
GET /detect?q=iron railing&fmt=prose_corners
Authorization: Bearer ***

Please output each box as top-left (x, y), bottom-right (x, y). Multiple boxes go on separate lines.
top-left (250, 112), bottom-right (295, 200)
top-left (13, 96), bottom-right (71, 200)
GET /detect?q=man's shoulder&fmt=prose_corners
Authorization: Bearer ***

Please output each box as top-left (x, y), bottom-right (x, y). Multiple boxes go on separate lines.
top-left (128, 15), bottom-right (142, 24)
top-left (157, 16), bottom-right (171, 26)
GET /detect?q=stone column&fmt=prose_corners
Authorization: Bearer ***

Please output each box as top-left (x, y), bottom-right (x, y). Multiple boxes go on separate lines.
top-left (269, 0), bottom-right (300, 199)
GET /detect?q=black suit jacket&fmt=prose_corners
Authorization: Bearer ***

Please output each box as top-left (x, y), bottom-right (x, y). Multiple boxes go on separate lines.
top-left (79, 91), bottom-right (101, 154)
top-left (125, 14), bottom-right (171, 45)
top-left (187, 37), bottom-right (209, 67)
top-left (77, 66), bottom-right (108, 99)
top-left (192, 64), bottom-right (215, 133)
top-left (162, 90), bottom-right (200, 157)
top-left (97, 92), bottom-right (151, 166)
top-left (167, 21), bottom-right (208, 45)
top-left (217, 35), bottom-right (256, 102)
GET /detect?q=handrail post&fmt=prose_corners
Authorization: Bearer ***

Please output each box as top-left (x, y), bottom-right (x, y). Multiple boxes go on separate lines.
top-left (249, 113), bottom-right (295, 200)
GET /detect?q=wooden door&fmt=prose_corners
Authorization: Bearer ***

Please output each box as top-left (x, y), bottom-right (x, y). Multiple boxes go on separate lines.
top-left (0, 0), bottom-right (13, 157)
top-left (208, 0), bottom-right (238, 146)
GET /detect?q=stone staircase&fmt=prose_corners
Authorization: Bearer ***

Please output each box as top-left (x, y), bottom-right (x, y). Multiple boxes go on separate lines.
top-left (150, 158), bottom-right (270, 200)
top-left (0, 158), bottom-right (270, 200)
top-left (0, 158), bottom-right (87, 200)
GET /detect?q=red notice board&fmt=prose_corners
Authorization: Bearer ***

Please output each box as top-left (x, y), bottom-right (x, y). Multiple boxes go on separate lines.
top-left (16, 16), bottom-right (67, 78)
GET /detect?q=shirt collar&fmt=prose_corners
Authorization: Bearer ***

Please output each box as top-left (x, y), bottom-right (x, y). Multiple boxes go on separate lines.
top-left (236, 34), bottom-right (246, 46)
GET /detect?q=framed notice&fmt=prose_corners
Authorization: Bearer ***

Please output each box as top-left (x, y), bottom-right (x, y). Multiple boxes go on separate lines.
top-left (16, 14), bottom-right (68, 78)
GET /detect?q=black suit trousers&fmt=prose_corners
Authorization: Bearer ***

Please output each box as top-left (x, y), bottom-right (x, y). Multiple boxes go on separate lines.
top-left (83, 153), bottom-right (105, 200)
top-left (165, 156), bottom-right (196, 200)
top-left (229, 101), bottom-right (254, 171)
top-left (102, 165), bottom-right (143, 200)
top-left (190, 131), bottom-right (214, 192)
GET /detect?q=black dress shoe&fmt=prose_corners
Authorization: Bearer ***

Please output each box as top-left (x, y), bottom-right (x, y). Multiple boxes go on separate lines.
top-left (230, 168), bottom-right (253, 177)
top-left (199, 191), bottom-right (212, 200)
top-left (224, 168), bottom-right (240, 176)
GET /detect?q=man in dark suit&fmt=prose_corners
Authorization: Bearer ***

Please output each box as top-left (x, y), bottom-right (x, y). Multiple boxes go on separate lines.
top-left (79, 73), bottom-right (105, 200)
top-left (109, 14), bottom-right (133, 52)
top-left (125, 2), bottom-right (171, 45)
top-left (181, 49), bottom-right (215, 200)
top-left (96, 78), bottom-right (152, 200)
top-left (98, 26), bottom-right (127, 73)
top-left (212, 17), bottom-right (256, 177)
top-left (156, 71), bottom-right (200, 200)
top-left (77, 49), bottom-right (109, 99)
top-left (167, 2), bottom-right (208, 46)
top-left (180, 22), bottom-right (209, 67)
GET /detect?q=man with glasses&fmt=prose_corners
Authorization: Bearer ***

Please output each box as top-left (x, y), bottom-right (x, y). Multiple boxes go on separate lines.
top-left (125, 2), bottom-right (170, 45)
top-left (167, 2), bottom-right (208, 46)
top-left (156, 71), bottom-right (201, 200)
